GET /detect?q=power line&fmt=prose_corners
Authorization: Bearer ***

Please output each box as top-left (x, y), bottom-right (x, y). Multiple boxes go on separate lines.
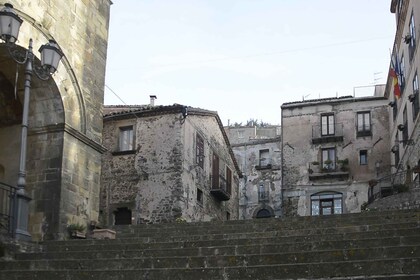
top-left (146, 36), bottom-right (393, 68)
top-left (105, 84), bottom-right (128, 105)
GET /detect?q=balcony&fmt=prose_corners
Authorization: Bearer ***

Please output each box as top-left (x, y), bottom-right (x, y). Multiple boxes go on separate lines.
top-left (312, 123), bottom-right (344, 144)
top-left (210, 175), bottom-right (231, 201)
top-left (308, 164), bottom-right (349, 181)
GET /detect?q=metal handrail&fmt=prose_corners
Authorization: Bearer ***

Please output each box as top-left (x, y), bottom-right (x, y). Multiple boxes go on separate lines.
top-left (368, 170), bottom-right (419, 204)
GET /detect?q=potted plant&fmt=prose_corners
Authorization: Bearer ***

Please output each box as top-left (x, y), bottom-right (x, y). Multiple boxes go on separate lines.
top-left (337, 158), bottom-right (349, 171)
top-left (67, 223), bottom-right (86, 239)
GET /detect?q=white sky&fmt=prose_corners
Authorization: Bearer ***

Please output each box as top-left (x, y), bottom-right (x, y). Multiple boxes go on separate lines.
top-left (104, 0), bottom-right (396, 125)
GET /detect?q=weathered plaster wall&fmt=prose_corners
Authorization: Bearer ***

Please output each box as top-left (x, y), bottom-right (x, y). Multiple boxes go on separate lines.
top-left (181, 115), bottom-right (239, 221)
top-left (101, 114), bottom-right (184, 225)
top-left (282, 97), bottom-right (390, 216)
top-left (101, 110), bottom-right (240, 225)
top-left (231, 140), bottom-right (282, 219)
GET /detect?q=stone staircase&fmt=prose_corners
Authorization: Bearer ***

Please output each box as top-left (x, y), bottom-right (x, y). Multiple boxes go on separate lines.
top-left (1, 209), bottom-right (420, 279)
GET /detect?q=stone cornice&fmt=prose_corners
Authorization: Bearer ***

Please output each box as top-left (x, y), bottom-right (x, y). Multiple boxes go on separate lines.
top-left (29, 123), bottom-right (107, 154)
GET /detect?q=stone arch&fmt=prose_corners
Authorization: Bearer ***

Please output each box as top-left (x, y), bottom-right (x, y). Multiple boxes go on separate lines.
top-left (11, 7), bottom-right (87, 133)
top-left (252, 205), bottom-right (275, 219)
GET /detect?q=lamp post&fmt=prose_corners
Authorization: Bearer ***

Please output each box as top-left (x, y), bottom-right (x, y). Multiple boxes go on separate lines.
top-left (0, 3), bottom-right (63, 240)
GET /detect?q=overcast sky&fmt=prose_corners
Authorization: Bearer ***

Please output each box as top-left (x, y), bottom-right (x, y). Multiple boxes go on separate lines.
top-left (104, 0), bottom-right (396, 125)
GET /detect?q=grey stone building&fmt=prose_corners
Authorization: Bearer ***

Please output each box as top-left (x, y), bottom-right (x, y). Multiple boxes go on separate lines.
top-left (224, 125), bottom-right (282, 219)
top-left (281, 94), bottom-right (391, 216)
top-left (0, 1), bottom-right (111, 240)
top-left (368, 0), bottom-right (420, 208)
top-left (101, 103), bottom-right (241, 225)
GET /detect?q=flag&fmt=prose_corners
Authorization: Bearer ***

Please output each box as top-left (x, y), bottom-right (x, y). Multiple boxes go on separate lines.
top-left (390, 50), bottom-right (401, 99)
top-left (390, 67), bottom-right (401, 99)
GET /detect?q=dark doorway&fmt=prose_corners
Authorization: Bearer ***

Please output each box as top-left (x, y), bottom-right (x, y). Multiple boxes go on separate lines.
top-left (256, 208), bottom-right (271, 218)
top-left (114, 207), bottom-right (132, 225)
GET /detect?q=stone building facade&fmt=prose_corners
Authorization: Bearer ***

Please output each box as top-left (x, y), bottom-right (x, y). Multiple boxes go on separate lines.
top-left (0, 1), bottom-right (111, 240)
top-left (101, 104), bottom-right (241, 225)
top-left (281, 95), bottom-right (391, 216)
top-left (376, 0), bottom-right (420, 204)
top-left (224, 126), bottom-right (282, 219)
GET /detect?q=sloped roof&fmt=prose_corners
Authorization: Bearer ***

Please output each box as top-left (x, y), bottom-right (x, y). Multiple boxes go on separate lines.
top-left (103, 104), bottom-right (242, 178)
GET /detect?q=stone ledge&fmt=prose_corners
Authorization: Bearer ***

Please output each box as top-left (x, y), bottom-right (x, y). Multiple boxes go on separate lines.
top-left (92, 229), bottom-right (116, 240)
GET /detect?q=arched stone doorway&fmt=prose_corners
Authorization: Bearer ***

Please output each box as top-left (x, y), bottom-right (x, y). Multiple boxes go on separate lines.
top-left (252, 205), bottom-right (275, 219)
top-left (0, 43), bottom-right (65, 239)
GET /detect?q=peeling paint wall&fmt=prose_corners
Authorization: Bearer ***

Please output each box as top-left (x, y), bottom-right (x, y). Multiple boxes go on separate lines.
top-left (225, 126), bottom-right (282, 219)
top-left (101, 110), bottom-right (239, 225)
top-left (282, 97), bottom-right (391, 216)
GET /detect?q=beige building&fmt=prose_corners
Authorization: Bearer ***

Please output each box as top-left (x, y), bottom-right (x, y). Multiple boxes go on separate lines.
top-left (369, 0), bottom-right (420, 208)
top-left (281, 94), bottom-right (391, 216)
top-left (225, 126), bottom-right (282, 219)
top-left (0, 1), bottom-right (111, 240)
top-left (101, 102), bottom-right (241, 225)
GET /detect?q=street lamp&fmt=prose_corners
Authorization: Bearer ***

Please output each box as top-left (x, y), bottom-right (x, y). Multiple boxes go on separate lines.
top-left (0, 3), bottom-right (64, 240)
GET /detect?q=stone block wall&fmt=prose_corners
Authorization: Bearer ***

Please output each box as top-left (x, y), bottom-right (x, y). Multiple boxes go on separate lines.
top-left (0, 1), bottom-right (111, 240)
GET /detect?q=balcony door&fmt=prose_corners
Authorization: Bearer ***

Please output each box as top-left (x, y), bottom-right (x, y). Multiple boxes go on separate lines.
top-left (321, 114), bottom-right (335, 136)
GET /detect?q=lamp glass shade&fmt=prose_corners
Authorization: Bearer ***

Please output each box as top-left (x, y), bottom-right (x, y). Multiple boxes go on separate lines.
top-left (38, 40), bottom-right (64, 74)
top-left (0, 4), bottom-right (23, 43)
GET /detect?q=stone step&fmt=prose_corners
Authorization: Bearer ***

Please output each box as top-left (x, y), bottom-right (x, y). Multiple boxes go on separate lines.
top-left (112, 211), bottom-right (420, 236)
top-left (41, 226), bottom-right (420, 249)
top-left (3, 245), bottom-right (420, 271)
top-left (117, 222), bottom-right (420, 241)
top-left (16, 235), bottom-right (420, 261)
top-left (1, 258), bottom-right (419, 279)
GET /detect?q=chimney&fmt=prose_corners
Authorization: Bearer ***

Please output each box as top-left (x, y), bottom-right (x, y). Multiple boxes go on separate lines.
top-left (149, 95), bottom-right (157, 106)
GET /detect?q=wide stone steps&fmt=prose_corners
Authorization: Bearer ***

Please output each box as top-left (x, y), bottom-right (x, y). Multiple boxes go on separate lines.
top-left (1, 258), bottom-right (420, 280)
top-left (12, 233), bottom-right (420, 261)
top-left (113, 211), bottom-right (420, 237)
top-left (0, 209), bottom-right (419, 279)
top-left (3, 244), bottom-right (420, 271)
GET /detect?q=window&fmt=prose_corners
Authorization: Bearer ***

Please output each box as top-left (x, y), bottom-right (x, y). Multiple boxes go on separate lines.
top-left (394, 133), bottom-right (400, 166)
top-left (259, 149), bottom-right (270, 167)
top-left (311, 192), bottom-right (343, 216)
top-left (321, 114), bottom-right (335, 136)
top-left (357, 112), bottom-right (371, 137)
top-left (256, 209), bottom-right (272, 218)
top-left (400, 54), bottom-right (405, 91)
top-left (322, 148), bottom-right (336, 170)
top-left (211, 153), bottom-right (220, 189)
top-left (196, 188), bottom-right (203, 205)
top-left (226, 211), bottom-right (231, 221)
top-left (226, 166), bottom-right (232, 195)
top-left (403, 106), bottom-right (409, 147)
top-left (360, 150), bottom-right (368, 165)
top-left (119, 126), bottom-right (134, 151)
top-left (237, 130), bottom-right (244, 139)
top-left (196, 134), bottom-right (204, 169)
top-left (409, 13), bottom-right (416, 60)
top-left (392, 97), bottom-right (398, 121)
top-left (413, 73), bottom-right (419, 121)
top-left (258, 182), bottom-right (269, 202)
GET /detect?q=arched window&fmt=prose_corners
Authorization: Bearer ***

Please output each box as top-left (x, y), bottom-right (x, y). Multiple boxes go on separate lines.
top-left (311, 192), bottom-right (343, 216)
